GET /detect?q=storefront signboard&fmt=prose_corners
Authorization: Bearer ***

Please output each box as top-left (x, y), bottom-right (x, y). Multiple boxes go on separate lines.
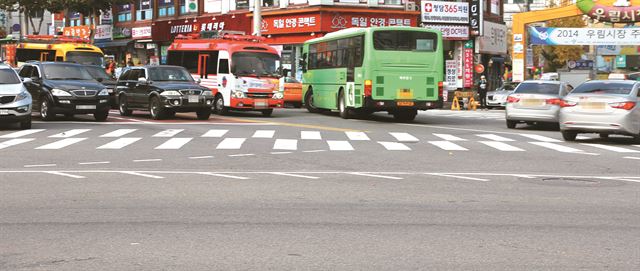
top-left (469, 0), bottom-right (483, 36)
top-left (530, 27), bottom-right (640, 45)
top-left (63, 26), bottom-right (90, 39)
top-left (94, 25), bottom-right (112, 41)
top-left (132, 26), bottom-right (152, 39)
top-left (260, 12), bottom-right (417, 35)
top-left (152, 14), bottom-right (251, 42)
top-left (477, 21), bottom-right (507, 55)
top-left (113, 27), bottom-right (131, 39)
top-left (421, 1), bottom-right (469, 24)
top-left (423, 24), bottom-right (469, 40)
top-left (464, 47), bottom-right (473, 88)
top-left (445, 60), bottom-right (457, 93)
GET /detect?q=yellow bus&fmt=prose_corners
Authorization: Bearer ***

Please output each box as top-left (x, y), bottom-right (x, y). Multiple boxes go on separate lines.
top-left (15, 35), bottom-right (104, 66)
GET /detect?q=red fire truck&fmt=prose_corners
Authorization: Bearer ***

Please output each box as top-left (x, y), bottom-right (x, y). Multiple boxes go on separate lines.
top-left (167, 33), bottom-right (284, 117)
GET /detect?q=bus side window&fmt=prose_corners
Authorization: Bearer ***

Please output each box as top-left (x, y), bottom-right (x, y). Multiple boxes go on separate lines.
top-left (218, 59), bottom-right (229, 74)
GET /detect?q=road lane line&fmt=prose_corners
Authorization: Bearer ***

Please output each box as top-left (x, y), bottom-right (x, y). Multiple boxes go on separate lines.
top-left (519, 134), bottom-right (561, 142)
top-left (189, 156), bottom-right (214, 159)
top-left (345, 131), bottom-right (370, 141)
top-left (596, 177), bottom-right (640, 183)
top-left (122, 171), bottom-right (164, 179)
top-left (390, 132), bottom-right (419, 142)
top-left (216, 138), bottom-right (246, 149)
top-left (36, 138), bottom-right (87, 149)
top-left (479, 141), bottom-right (525, 152)
top-left (45, 171), bottom-right (86, 179)
top-left (133, 159), bottom-right (162, 162)
top-left (199, 172), bottom-right (249, 180)
top-left (155, 138), bottom-right (193, 149)
top-left (624, 156), bottom-right (640, 160)
top-left (229, 154), bottom-right (255, 157)
top-left (327, 140), bottom-right (354, 151)
top-left (476, 134), bottom-right (515, 142)
top-left (303, 150), bottom-right (326, 153)
top-left (0, 129), bottom-right (45, 138)
top-left (349, 172), bottom-right (403, 180)
top-left (378, 141), bottom-right (411, 151)
top-left (428, 141), bottom-right (468, 151)
top-left (97, 138), bottom-right (142, 149)
top-left (528, 142), bottom-right (586, 153)
top-left (432, 133), bottom-right (467, 141)
top-left (24, 164), bottom-right (56, 168)
top-left (153, 129), bottom-right (184, 137)
top-left (427, 173), bottom-right (490, 182)
top-left (0, 138), bottom-right (35, 149)
top-left (49, 129), bottom-right (91, 138)
top-left (271, 172), bottom-right (320, 179)
top-left (100, 129), bottom-right (137, 137)
top-left (271, 151), bottom-right (292, 154)
top-left (78, 161), bottom-right (111, 165)
top-left (301, 131), bottom-right (322, 140)
top-left (201, 129), bottom-right (229, 137)
top-left (273, 139), bottom-right (298, 150)
top-left (580, 143), bottom-right (640, 153)
top-left (252, 130), bottom-right (275, 138)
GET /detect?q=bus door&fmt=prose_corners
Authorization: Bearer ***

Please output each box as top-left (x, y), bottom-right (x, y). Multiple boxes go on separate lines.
top-left (345, 53), bottom-right (356, 107)
top-left (217, 51), bottom-right (231, 106)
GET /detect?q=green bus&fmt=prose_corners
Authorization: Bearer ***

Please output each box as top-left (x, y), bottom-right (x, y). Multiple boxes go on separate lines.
top-left (300, 26), bottom-right (444, 121)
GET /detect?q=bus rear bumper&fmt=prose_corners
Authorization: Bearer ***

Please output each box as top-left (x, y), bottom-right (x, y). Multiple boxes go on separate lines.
top-left (230, 98), bottom-right (284, 110)
top-left (364, 98), bottom-right (442, 111)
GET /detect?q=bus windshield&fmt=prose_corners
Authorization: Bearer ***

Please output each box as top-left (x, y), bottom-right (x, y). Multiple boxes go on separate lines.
top-left (232, 52), bottom-right (280, 77)
top-left (43, 64), bottom-right (93, 80)
top-left (66, 51), bottom-right (104, 66)
top-left (373, 30), bottom-right (437, 52)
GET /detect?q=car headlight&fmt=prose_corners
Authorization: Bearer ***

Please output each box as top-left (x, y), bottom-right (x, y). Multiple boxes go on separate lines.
top-left (15, 90), bottom-right (30, 101)
top-left (161, 90), bottom-right (181, 96)
top-left (202, 90), bottom-right (213, 96)
top-left (272, 92), bottom-right (284, 99)
top-left (232, 91), bottom-right (246, 99)
top-left (98, 89), bottom-right (109, 96)
top-left (51, 88), bottom-right (72, 97)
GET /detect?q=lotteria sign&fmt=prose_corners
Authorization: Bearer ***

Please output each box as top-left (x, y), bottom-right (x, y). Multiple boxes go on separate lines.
top-left (529, 27), bottom-right (640, 45)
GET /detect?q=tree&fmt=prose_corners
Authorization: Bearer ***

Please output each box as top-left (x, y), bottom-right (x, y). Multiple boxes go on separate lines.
top-left (65, 0), bottom-right (128, 41)
top-left (533, 15), bottom-right (586, 72)
top-left (0, 0), bottom-right (58, 35)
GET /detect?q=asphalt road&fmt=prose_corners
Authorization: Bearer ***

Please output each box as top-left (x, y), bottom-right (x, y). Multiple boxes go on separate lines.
top-left (1, 108), bottom-right (639, 270)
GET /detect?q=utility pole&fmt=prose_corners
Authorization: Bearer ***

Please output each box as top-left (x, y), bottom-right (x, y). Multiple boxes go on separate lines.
top-left (253, 0), bottom-right (261, 36)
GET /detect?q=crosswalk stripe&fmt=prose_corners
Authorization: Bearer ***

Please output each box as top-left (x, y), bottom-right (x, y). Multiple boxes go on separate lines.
top-left (153, 129), bottom-right (184, 137)
top-left (202, 129), bottom-right (229, 138)
top-left (519, 134), bottom-right (561, 142)
top-left (345, 131), bottom-right (370, 141)
top-left (378, 141), bottom-right (411, 151)
top-left (271, 172), bottom-right (319, 179)
top-left (45, 171), bottom-right (86, 179)
top-left (216, 138), bottom-right (246, 149)
top-left (529, 142), bottom-right (584, 153)
top-left (199, 172), bottom-right (250, 180)
top-left (350, 172), bottom-right (403, 180)
top-left (581, 143), bottom-right (640, 153)
top-left (428, 141), bottom-right (468, 151)
top-left (100, 129), bottom-right (137, 137)
top-left (36, 138), bottom-right (87, 149)
top-left (122, 171), bottom-right (164, 179)
top-left (97, 138), bottom-right (142, 149)
top-left (476, 134), bottom-right (514, 142)
top-left (390, 132), bottom-right (419, 142)
top-left (155, 138), bottom-right (193, 149)
top-left (301, 131), bottom-right (322, 140)
top-left (273, 139), bottom-right (298, 150)
top-left (433, 133), bottom-right (467, 141)
top-left (327, 140), bottom-right (354, 151)
top-left (479, 141), bottom-right (525, 151)
top-left (49, 129), bottom-right (91, 138)
top-left (0, 138), bottom-right (34, 149)
top-left (0, 129), bottom-right (45, 138)
top-left (252, 130), bottom-right (275, 138)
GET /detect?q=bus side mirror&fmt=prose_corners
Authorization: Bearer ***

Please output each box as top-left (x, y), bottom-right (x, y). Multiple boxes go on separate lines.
top-left (299, 53), bottom-right (308, 73)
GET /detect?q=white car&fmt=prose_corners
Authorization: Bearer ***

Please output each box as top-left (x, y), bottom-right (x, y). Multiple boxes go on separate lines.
top-left (505, 80), bottom-right (572, 128)
top-left (0, 64), bottom-right (32, 129)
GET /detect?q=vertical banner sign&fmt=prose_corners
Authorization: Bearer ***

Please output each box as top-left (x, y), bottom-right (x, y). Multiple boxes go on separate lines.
top-left (445, 60), bottom-right (457, 95)
top-left (469, 0), bottom-right (483, 36)
top-left (464, 41), bottom-right (474, 88)
top-left (526, 48), bottom-right (534, 68)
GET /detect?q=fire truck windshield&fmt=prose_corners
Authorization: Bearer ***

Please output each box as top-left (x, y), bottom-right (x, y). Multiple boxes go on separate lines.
top-left (232, 52), bottom-right (280, 78)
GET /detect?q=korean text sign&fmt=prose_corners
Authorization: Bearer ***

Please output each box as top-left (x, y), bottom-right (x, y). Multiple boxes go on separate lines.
top-left (529, 27), bottom-right (640, 45)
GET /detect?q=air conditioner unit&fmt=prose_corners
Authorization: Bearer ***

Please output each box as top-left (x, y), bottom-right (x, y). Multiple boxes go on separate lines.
top-left (405, 2), bottom-right (416, 11)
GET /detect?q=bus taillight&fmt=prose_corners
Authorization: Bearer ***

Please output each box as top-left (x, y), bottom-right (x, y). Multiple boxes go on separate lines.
top-left (364, 80), bottom-right (372, 97)
top-left (438, 81), bottom-right (444, 98)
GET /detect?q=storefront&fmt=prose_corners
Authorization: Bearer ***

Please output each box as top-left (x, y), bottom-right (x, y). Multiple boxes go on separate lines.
top-left (96, 26), bottom-right (133, 65)
top-left (132, 26), bottom-right (154, 65)
top-left (476, 21), bottom-right (507, 91)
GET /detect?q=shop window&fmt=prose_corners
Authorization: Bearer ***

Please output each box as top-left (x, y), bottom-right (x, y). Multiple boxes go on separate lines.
top-left (117, 4), bottom-right (132, 22)
top-left (137, 0), bottom-right (153, 21)
top-left (158, 0), bottom-right (176, 17)
top-left (263, 0), bottom-right (279, 7)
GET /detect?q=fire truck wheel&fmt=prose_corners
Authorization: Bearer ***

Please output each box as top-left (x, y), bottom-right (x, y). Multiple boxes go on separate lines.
top-left (261, 109), bottom-right (273, 117)
top-left (214, 94), bottom-right (229, 115)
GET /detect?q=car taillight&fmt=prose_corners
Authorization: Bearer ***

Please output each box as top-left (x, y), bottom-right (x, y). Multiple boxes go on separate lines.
top-left (559, 100), bottom-right (577, 107)
top-left (438, 81), bottom-right (444, 98)
top-left (609, 101), bottom-right (636, 110)
top-left (364, 79), bottom-right (372, 97)
top-left (546, 98), bottom-right (562, 105)
top-left (506, 96), bottom-right (520, 103)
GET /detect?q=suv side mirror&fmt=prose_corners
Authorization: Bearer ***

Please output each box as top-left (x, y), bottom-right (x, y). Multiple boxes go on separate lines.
top-left (22, 77), bottom-right (32, 84)
top-left (138, 77), bottom-right (148, 85)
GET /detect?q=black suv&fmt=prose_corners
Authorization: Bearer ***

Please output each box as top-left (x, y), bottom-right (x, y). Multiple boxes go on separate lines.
top-left (84, 65), bottom-right (117, 109)
top-left (19, 62), bottom-right (110, 121)
top-left (116, 65), bottom-right (214, 120)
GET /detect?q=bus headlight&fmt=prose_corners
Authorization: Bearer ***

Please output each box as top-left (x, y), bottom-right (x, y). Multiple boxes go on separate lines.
top-left (232, 91), bottom-right (246, 99)
top-left (272, 92), bottom-right (284, 99)
top-left (52, 88), bottom-right (72, 97)
top-left (98, 89), bottom-right (109, 96)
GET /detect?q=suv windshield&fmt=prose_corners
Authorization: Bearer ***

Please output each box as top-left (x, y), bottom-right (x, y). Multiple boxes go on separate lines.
top-left (514, 82), bottom-right (560, 95)
top-left (149, 67), bottom-right (193, 82)
top-left (66, 51), bottom-right (104, 66)
top-left (571, 81), bottom-right (634, 95)
top-left (232, 52), bottom-right (280, 77)
top-left (373, 30), bottom-right (438, 52)
top-left (85, 66), bottom-right (112, 80)
top-left (0, 69), bottom-right (21, 84)
top-left (43, 64), bottom-right (94, 80)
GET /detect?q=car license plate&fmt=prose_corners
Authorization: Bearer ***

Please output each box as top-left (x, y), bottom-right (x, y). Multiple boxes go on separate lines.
top-left (76, 105), bottom-right (96, 110)
top-left (188, 95), bottom-right (199, 103)
top-left (255, 99), bottom-right (268, 109)
top-left (397, 101), bottom-right (414, 106)
top-left (0, 109), bottom-right (8, 115)
top-left (581, 102), bottom-right (605, 110)
top-left (521, 99), bottom-right (544, 106)
top-left (397, 89), bottom-right (413, 99)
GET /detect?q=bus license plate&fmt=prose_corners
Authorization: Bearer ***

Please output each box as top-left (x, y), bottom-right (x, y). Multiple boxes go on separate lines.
top-left (188, 95), bottom-right (199, 103)
top-left (255, 99), bottom-right (268, 109)
top-left (76, 105), bottom-right (96, 110)
top-left (0, 109), bottom-right (8, 115)
top-left (397, 101), bottom-right (414, 106)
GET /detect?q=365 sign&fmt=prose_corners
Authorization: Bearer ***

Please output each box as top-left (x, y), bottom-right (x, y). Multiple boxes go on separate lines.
top-left (421, 1), bottom-right (469, 24)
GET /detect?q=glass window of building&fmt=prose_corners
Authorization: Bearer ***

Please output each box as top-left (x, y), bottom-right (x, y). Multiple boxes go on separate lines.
top-left (236, 0), bottom-right (250, 9)
top-left (158, 0), bottom-right (176, 17)
top-left (137, 0), bottom-right (153, 21)
top-left (204, 0), bottom-right (222, 13)
top-left (117, 4), bottom-right (132, 22)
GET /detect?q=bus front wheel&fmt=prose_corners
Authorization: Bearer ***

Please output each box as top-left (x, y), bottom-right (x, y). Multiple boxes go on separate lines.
top-left (304, 90), bottom-right (323, 113)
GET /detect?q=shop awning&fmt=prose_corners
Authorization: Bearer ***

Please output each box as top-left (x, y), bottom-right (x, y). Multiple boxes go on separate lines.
top-left (94, 39), bottom-right (132, 48)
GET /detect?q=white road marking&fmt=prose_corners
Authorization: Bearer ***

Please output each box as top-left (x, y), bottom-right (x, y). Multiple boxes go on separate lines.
top-left (133, 159), bottom-right (162, 162)
top-left (428, 141), bottom-right (468, 151)
top-left (252, 130), bottom-right (275, 138)
top-left (97, 138), bottom-right (142, 149)
top-left (581, 143), bottom-right (640, 153)
top-left (153, 129), bottom-right (184, 137)
top-left (303, 150), bottom-right (326, 153)
top-left (519, 134), bottom-right (561, 142)
top-left (199, 172), bottom-right (250, 180)
top-left (528, 142), bottom-right (587, 153)
top-left (378, 141), bottom-right (411, 151)
top-left (479, 141), bottom-right (525, 152)
top-left (349, 172), bottom-right (403, 180)
top-left (0, 129), bottom-right (45, 138)
top-left (273, 139), bottom-right (298, 150)
top-left (23, 164), bottom-right (56, 168)
top-left (228, 154), bottom-right (255, 157)
top-left (271, 152), bottom-right (292, 154)
top-left (596, 177), bottom-right (640, 183)
top-left (576, 135), bottom-right (592, 140)
top-left (0, 138), bottom-right (34, 149)
top-left (390, 132), bottom-right (419, 142)
top-left (36, 138), bottom-right (87, 149)
top-left (100, 129), bottom-right (137, 137)
top-left (624, 156), bottom-right (640, 160)
top-left (271, 172), bottom-right (320, 179)
top-left (49, 129), bottom-right (91, 138)
top-left (345, 131), bottom-right (370, 141)
top-left (432, 133), bottom-right (467, 141)
top-left (427, 173), bottom-right (490, 182)
top-left (201, 129), bottom-right (228, 138)
top-left (216, 138), bottom-right (246, 150)
top-left (155, 138), bottom-right (193, 149)
top-left (327, 140), bottom-right (354, 151)
top-left (301, 131), bottom-right (322, 140)
top-left (189, 156), bottom-right (214, 159)
top-left (78, 161), bottom-right (111, 165)
top-left (476, 134), bottom-right (515, 142)
top-left (45, 171), bottom-right (85, 179)
top-left (122, 171), bottom-right (164, 179)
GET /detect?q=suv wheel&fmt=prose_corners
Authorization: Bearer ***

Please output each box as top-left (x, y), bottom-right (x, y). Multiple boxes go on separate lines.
top-left (149, 96), bottom-right (167, 120)
top-left (40, 98), bottom-right (54, 121)
top-left (119, 95), bottom-right (133, 116)
top-left (19, 116), bottom-right (32, 130)
top-left (196, 108), bottom-right (212, 120)
top-left (94, 110), bottom-right (109, 121)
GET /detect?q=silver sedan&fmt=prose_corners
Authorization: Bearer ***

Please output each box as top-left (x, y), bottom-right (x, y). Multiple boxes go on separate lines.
top-left (487, 81), bottom-right (519, 108)
top-left (505, 80), bottom-right (572, 129)
top-left (559, 80), bottom-right (640, 141)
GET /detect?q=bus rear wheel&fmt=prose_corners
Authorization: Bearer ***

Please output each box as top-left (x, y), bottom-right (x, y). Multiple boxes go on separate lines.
top-left (304, 90), bottom-right (323, 113)
top-left (338, 90), bottom-right (354, 119)
top-left (392, 109), bottom-right (417, 122)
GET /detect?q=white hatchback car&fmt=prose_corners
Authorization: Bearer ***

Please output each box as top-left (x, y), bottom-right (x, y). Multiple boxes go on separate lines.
top-left (0, 64), bottom-right (32, 129)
